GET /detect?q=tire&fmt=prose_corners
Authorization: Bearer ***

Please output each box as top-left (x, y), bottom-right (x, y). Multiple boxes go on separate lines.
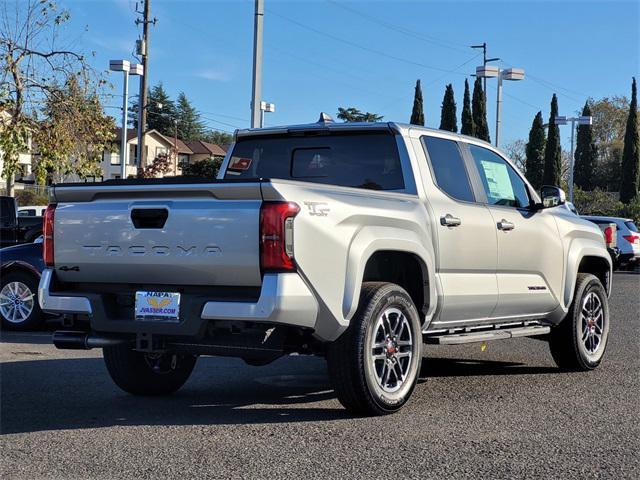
top-left (548, 273), bottom-right (610, 371)
top-left (103, 343), bottom-right (197, 396)
top-left (327, 282), bottom-right (422, 416)
top-left (0, 270), bottom-right (44, 331)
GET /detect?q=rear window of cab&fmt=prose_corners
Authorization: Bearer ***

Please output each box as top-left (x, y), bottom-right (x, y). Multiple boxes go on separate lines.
top-left (225, 132), bottom-right (404, 191)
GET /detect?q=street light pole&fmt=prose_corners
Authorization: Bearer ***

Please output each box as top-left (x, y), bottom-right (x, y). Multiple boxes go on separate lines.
top-left (555, 115), bottom-right (593, 202)
top-left (109, 60), bottom-right (131, 179)
top-left (495, 70), bottom-right (503, 148)
top-left (251, 0), bottom-right (264, 128)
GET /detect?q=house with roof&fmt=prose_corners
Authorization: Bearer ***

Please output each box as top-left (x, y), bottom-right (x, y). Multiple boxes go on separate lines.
top-left (101, 128), bottom-right (227, 180)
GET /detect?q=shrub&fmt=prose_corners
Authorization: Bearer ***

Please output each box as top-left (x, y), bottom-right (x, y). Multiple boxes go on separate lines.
top-left (181, 157), bottom-right (222, 178)
top-left (621, 195), bottom-right (640, 223)
top-left (573, 188), bottom-right (623, 216)
top-left (15, 189), bottom-right (50, 207)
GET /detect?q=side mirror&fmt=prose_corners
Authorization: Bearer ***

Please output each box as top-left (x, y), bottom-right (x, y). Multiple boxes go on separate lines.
top-left (540, 185), bottom-right (566, 208)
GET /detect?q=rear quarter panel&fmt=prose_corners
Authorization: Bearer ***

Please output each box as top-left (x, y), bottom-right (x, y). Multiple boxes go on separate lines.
top-left (262, 180), bottom-right (436, 341)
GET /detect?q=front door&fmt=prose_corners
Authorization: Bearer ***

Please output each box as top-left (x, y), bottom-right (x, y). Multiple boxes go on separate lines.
top-left (466, 144), bottom-right (563, 318)
top-left (418, 135), bottom-right (498, 325)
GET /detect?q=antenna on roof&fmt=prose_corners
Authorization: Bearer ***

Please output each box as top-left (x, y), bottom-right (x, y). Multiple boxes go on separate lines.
top-left (317, 112), bottom-right (334, 124)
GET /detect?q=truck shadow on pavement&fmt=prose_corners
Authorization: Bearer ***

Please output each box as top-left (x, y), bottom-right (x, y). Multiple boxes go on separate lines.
top-left (1, 353), bottom-right (559, 435)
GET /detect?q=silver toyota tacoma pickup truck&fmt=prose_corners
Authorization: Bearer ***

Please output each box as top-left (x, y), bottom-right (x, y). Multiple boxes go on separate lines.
top-left (40, 116), bottom-right (612, 415)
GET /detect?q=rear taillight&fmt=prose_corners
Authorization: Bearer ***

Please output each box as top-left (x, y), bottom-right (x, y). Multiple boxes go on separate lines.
top-left (604, 226), bottom-right (614, 245)
top-left (623, 234), bottom-right (639, 244)
top-left (43, 204), bottom-right (56, 267)
top-left (260, 202), bottom-right (300, 272)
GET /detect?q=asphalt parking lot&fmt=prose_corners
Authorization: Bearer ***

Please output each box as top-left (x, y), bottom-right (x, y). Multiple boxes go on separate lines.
top-left (1, 272), bottom-right (638, 479)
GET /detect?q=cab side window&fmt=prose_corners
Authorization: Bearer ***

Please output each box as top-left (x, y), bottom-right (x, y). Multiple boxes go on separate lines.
top-left (422, 136), bottom-right (475, 202)
top-left (468, 144), bottom-right (530, 208)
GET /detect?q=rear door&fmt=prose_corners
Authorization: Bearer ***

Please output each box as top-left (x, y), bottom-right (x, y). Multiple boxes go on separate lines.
top-left (419, 135), bottom-right (498, 324)
top-left (465, 144), bottom-right (563, 317)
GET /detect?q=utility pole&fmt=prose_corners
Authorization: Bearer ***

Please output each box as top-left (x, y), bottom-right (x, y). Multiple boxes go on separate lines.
top-left (251, 0), bottom-right (264, 128)
top-left (135, 0), bottom-right (155, 171)
top-left (471, 43), bottom-right (487, 94)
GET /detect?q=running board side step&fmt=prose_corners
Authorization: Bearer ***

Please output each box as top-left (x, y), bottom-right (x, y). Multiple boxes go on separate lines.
top-left (423, 325), bottom-right (551, 345)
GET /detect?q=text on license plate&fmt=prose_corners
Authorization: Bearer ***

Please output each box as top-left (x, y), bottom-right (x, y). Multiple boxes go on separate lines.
top-left (135, 291), bottom-right (180, 322)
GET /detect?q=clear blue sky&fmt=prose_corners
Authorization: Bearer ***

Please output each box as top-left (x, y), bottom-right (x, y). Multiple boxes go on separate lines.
top-left (65, 0), bottom-right (638, 148)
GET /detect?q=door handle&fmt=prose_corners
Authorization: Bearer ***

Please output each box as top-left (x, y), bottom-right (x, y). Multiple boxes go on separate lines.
top-left (497, 219), bottom-right (515, 231)
top-left (131, 208), bottom-right (169, 229)
top-left (440, 214), bottom-right (462, 227)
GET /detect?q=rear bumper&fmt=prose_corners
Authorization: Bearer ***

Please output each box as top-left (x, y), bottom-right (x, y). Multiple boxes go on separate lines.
top-left (38, 268), bottom-right (319, 337)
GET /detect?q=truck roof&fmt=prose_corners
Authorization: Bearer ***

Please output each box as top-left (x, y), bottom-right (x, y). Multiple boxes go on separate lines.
top-left (235, 118), bottom-right (494, 148)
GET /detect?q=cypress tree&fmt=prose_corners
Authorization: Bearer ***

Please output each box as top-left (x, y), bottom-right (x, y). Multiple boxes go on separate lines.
top-left (461, 78), bottom-right (474, 136)
top-left (439, 84), bottom-right (457, 132)
top-left (619, 77), bottom-right (640, 203)
top-left (573, 102), bottom-right (597, 191)
top-left (410, 79), bottom-right (425, 126)
top-left (542, 94), bottom-right (562, 186)
top-left (472, 77), bottom-right (490, 142)
top-left (525, 111), bottom-right (546, 190)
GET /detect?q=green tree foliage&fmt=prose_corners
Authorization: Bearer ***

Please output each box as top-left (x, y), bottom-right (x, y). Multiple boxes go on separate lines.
top-left (573, 102), bottom-right (597, 191)
top-left (130, 83), bottom-right (177, 136)
top-left (176, 92), bottom-right (205, 141)
top-left (589, 96), bottom-right (629, 190)
top-left (147, 83), bottom-right (176, 136)
top-left (410, 79), bottom-right (424, 126)
top-left (0, 0), bottom-right (99, 194)
top-left (439, 84), bottom-right (457, 132)
top-left (543, 94), bottom-right (562, 186)
top-left (34, 76), bottom-right (115, 183)
top-left (471, 77), bottom-right (490, 142)
top-left (337, 107), bottom-right (383, 122)
top-left (525, 111), bottom-right (546, 190)
top-left (619, 77), bottom-right (640, 204)
top-left (460, 79), bottom-right (474, 136)
top-left (202, 130), bottom-right (233, 146)
top-left (181, 157), bottom-right (223, 178)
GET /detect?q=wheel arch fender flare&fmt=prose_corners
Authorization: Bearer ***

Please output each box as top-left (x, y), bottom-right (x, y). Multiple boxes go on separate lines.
top-left (342, 226), bottom-right (436, 324)
top-left (564, 239), bottom-right (612, 309)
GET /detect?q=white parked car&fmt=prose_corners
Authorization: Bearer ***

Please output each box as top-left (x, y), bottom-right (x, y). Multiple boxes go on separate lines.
top-left (17, 205), bottom-right (47, 217)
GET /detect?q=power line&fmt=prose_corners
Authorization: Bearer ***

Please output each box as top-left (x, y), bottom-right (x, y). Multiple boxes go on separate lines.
top-left (267, 9), bottom-right (474, 78)
top-left (324, 0), bottom-right (471, 54)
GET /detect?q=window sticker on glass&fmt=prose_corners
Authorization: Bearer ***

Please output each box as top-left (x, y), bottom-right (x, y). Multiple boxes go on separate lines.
top-left (480, 160), bottom-right (515, 201)
top-left (229, 157), bottom-right (252, 170)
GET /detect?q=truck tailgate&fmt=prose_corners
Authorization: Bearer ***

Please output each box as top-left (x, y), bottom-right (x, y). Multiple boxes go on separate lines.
top-left (51, 181), bottom-right (263, 286)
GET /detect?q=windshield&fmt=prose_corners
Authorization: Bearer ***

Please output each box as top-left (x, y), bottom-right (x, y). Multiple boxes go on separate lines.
top-left (225, 132), bottom-right (404, 191)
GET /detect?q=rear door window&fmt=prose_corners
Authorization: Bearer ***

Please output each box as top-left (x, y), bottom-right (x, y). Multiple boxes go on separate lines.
top-left (422, 136), bottom-right (474, 202)
top-left (225, 132), bottom-right (404, 191)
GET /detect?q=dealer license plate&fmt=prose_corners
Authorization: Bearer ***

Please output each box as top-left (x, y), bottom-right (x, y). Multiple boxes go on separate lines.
top-left (135, 291), bottom-right (181, 322)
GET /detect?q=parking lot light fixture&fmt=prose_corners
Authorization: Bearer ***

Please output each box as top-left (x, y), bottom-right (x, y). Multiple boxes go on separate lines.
top-left (476, 65), bottom-right (525, 148)
top-left (259, 101), bottom-right (275, 128)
